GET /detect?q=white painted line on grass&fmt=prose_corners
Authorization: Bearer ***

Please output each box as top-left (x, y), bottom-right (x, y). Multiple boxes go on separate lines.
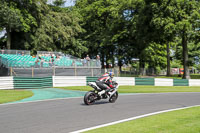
top-left (70, 105), bottom-right (200, 133)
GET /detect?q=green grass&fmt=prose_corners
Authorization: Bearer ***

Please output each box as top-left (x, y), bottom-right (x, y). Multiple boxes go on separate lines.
top-left (118, 74), bottom-right (200, 79)
top-left (153, 74), bottom-right (200, 79)
top-left (58, 86), bottom-right (200, 93)
top-left (85, 106), bottom-right (200, 133)
top-left (0, 90), bottom-right (33, 104)
top-left (156, 75), bottom-right (182, 79)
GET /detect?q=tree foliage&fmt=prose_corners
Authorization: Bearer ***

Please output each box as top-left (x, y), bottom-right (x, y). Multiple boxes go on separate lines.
top-left (137, 0), bottom-right (200, 78)
top-left (1, 0), bottom-right (200, 78)
top-left (0, 0), bottom-right (87, 57)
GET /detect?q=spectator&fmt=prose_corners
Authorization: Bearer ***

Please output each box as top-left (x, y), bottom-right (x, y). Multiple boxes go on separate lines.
top-left (86, 55), bottom-right (90, 61)
top-left (35, 58), bottom-right (40, 67)
top-left (41, 58), bottom-right (44, 67)
top-left (56, 54), bottom-right (60, 60)
top-left (51, 55), bottom-right (54, 66)
top-left (86, 55), bottom-right (90, 66)
top-left (22, 51), bottom-right (24, 56)
top-left (1, 49), bottom-right (5, 54)
top-left (49, 58), bottom-right (52, 67)
top-left (96, 55), bottom-right (101, 66)
top-left (83, 58), bottom-right (87, 66)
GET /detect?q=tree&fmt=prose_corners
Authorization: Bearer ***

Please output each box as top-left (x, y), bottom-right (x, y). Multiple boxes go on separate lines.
top-left (75, 0), bottom-right (145, 70)
top-left (139, 0), bottom-right (177, 76)
top-left (173, 0), bottom-right (200, 79)
top-left (31, 2), bottom-right (87, 57)
top-left (53, 0), bottom-right (66, 6)
top-left (139, 0), bottom-right (200, 79)
top-left (0, 0), bottom-right (86, 57)
top-left (0, 1), bottom-right (22, 49)
top-left (143, 43), bottom-right (167, 75)
top-left (75, 0), bottom-right (117, 67)
top-left (0, 0), bottom-right (38, 50)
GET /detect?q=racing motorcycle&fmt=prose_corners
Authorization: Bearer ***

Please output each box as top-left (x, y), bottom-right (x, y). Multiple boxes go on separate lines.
top-left (84, 80), bottom-right (119, 105)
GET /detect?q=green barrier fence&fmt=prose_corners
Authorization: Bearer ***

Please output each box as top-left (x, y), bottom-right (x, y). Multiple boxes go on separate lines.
top-left (173, 79), bottom-right (189, 86)
top-left (135, 77), bottom-right (155, 86)
top-left (14, 77), bottom-right (53, 89)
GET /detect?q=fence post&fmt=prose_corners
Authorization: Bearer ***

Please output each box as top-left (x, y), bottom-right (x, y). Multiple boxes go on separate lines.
top-left (104, 68), bottom-right (107, 73)
top-left (91, 68), bottom-right (94, 76)
top-left (53, 66), bottom-right (55, 76)
top-left (10, 67), bottom-right (12, 76)
top-left (74, 66), bottom-right (77, 76)
top-left (32, 67), bottom-right (34, 77)
top-left (117, 69), bottom-right (119, 77)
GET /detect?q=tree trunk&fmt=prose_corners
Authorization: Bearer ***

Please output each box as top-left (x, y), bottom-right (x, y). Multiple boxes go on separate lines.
top-left (139, 59), bottom-right (145, 76)
top-left (118, 60), bottom-right (122, 72)
top-left (182, 32), bottom-right (190, 79)
top-left (111, 51), bottom-right (114, 68)
top-left (6, 27), bottom-right (11, 49)
top-left (167, 43), bottom-right (171, 76)
top-left (101, 53), bottom-right (105, 68)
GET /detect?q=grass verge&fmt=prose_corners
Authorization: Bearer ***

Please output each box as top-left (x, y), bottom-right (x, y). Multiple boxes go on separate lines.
top-left (58, 86), bottom-right (200, 93)
top-left (0, 90), bottom-right (33, 104)
top-left (153, 74), bottom-right (200, 79)
top-left (85, 106), bottom-right (200, 133)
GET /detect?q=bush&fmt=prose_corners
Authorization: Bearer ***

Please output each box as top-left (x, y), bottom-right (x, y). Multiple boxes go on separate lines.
top-left (190, 74), bottom-right (200, 79)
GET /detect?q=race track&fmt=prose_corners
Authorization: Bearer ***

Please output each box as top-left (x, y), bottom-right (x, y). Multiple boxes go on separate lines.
top-left (0, 92), bottom-right (200, 133)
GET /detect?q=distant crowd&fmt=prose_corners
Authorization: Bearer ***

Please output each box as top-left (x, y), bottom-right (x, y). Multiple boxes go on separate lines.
top-left (0, 49), bottom-right (101, 67)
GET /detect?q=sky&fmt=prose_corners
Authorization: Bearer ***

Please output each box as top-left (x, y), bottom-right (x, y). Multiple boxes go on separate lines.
top-left (64, 0), bottom-right (75, 7)
top-left (48, 0), bottom-right (75, 7)
top-left (0, 30), bottom-right (6, 38)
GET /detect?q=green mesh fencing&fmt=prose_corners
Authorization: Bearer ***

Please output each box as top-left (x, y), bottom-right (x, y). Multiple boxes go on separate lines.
top-left (14, 77), bottom-right (53, 89)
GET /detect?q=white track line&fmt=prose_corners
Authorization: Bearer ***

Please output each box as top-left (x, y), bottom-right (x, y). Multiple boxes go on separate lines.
top-left (70, 105), bottom-right (200, 133)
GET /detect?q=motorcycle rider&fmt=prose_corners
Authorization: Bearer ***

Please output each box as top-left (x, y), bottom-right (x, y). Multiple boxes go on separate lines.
top-left (96, 72), bottom-right (115, 96)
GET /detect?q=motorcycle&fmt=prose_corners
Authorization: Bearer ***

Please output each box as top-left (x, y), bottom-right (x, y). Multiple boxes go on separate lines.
top-left (84, 81), bottom-right (119, 105)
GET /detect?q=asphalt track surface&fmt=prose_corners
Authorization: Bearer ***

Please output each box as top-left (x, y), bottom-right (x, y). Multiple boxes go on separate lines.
top-left (1, 92), bottom-right (200, 133)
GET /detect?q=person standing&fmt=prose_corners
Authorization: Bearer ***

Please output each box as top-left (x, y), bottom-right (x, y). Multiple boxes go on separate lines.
top-left (96, 55), bottom-right (101, 67)
top-left (86, 55), bottom-right (90, 66)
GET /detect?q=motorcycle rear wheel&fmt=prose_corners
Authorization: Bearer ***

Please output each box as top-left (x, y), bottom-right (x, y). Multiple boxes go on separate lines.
top-left (84, 91), bottom-right (96, 105)
top-left (109, 91), bottom-right (118, 103)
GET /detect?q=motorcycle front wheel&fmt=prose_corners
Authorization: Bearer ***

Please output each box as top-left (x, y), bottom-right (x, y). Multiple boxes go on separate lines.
top-left (109, 91), bottom-right (118, 103)
top-left (84, 91), bottom-right (96, 105)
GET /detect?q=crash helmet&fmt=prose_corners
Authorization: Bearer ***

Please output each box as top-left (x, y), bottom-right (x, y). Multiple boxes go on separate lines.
top-left (109, 72), bottom-right (114, 78)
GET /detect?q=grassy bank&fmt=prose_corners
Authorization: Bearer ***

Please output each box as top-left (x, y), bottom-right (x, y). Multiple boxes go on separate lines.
top-left (58, 86), bottom-right (200, 93)
top-left (85, 106), bottom-right (200, 133)
top-left (0, 90), bottom-right (33, 104)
